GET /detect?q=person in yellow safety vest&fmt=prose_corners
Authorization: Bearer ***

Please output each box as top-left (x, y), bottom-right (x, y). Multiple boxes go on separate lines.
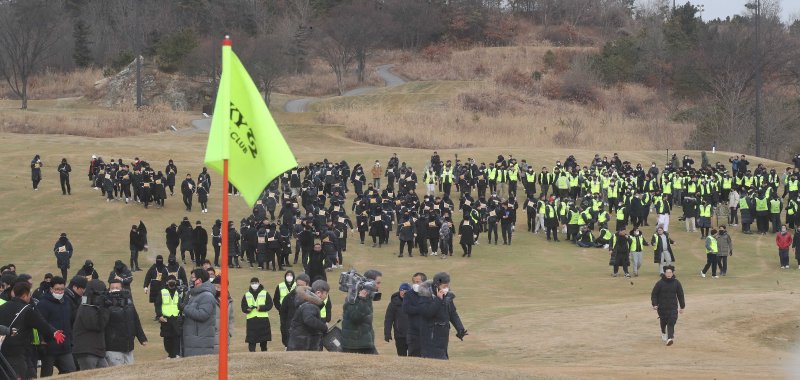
top-left (786, 174), bottom-right (799, 200)
top-left (596, 227), bottom-right (613, 248)
top-left (508, 166), bottom-right (519, 198)
top-left (597, 207), bottom-right (610, 230)
top-left (525, 169), bottom-right (537, 197)
top-left (697, 200), bottom-right (713, 239)
top-left (700, 229), bottom-right (719, 278)
top-left (424, 168), bottom-right (437, 196)
top-left (754, 193), bottom-right (770, 234)
top-left (320, 295), bottom-right (331, 323)
top-left (566, 205), bottom-right (582, 241)
top-left (441, 162), bottom-right (455, 198)
top-left (487, 163), bottom-right (497, 195)
top-left (544, 200), bottom-right (559, 241)
top-left (615, 202), bottom-right (628, 231)
top-left (739, 191), bottom-right (754, 234)
top-left (156, 275), bottom-right (182, 358)
top-left (273, 270), bottom-right (297, 348)
top-left (769, 196), bottom-right (783, 233)
top-left (628, 228), bottom-right (648, 277)
top-left (787, 197), bottom-right (799, 229)
top-left (539, 168), bottom-right (554, 197)
top-left (569, 172), bottom-right (580, 198)
top-left (241, 277), bottom-right (273, 352)
top-left (555, 171), bottom-right (569, 199)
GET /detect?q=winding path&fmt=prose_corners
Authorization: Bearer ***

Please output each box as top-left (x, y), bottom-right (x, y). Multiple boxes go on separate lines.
top-left (284, 64), bottom-right (405, 113)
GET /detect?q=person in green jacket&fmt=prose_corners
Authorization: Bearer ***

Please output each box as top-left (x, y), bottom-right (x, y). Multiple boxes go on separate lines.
top-left (342, 270), bottom-right (382, 354)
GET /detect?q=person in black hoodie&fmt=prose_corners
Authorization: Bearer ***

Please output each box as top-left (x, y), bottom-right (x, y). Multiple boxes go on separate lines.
top-left (193, 221), bottom-right (209, 267)
top-left (650, 265), bottom-right (686, 346)
top-left (58, 158), bottom-right (72, 195)
top-left (53, 233), bottom-right (73, 279)
top-left (143, 255), bottom-right (170, 318)
top-left (384, 283), bottom-right (411, 356)
top-left (72, 279), bottom-right (111, 370)
top-left (212, 219), bottom-right (222, 267)
top-left (104, 279), bottom-right (147, 366)
top-left (178, 217), bottom-right (195, 264)
top-left (76, 260), bottom-right (99, 281)
top-left (31, 154), bottom-right (43, 190)
top-left (37, 276), bottom-right (77, 376)
top-left (401, 272), bottom-right (427, 357)
top-left (129, 225), bottom-right (142, 272)
top-left (416, 273), bottom-right (467, 360)
top-left (241, 277), bottom-right (273, 352)
top-left (108, 260), bottom-right (133, 291)
top-left (165, 223), bottom-right (180, 259)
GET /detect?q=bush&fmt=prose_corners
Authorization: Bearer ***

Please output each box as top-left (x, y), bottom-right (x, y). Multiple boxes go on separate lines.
top-left (155, 30), bottom-right (198, 73)
top-left (494, 68), bottom-right (536, 94)
top-left (541, 25), bottom-right (594, 47)
top-left (420, 43), bottom-right (452, 63)
top-left (109, 51), bottom-right (135, 74)
top-left (458, 91), bottom-right (520, 117)
top-left (544, 56), bottom-right (602, 106)
top-left (552, 117), bottom-right (586, 147)
top-left (543, 50), bottom-right (556, 70)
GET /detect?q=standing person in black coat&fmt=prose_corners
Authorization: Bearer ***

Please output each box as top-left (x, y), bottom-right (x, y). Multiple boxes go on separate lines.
top-left (165, 223), bottom-right (180, 259)
top-left (181, 174), bottom-right (196, 211)
top-left (273, 270), bottom-right (299, 348)
top-left (212, 220), bottom-right (222, 267)
top-left (76, 260), bottom-right (99, 281)
top-left (37, 277), bottom-right (77, 377)
top-left (53, 233), bottom-right (73, 279)
top-left (165, 159), bottom-right (177, 196)
top-left (143, 256), bottom-right (170, 318)
top-left (129, 225), bottom-right (142, 272)
top-left (197, 185), bottom-right (209, 213)
top-left (72, 280), bottom-right (112, 370)
top-left (458, 220), bottom-right (475, 257)
top-left (651, 265), bottom-right (685, 346)
top-left (31, 154), bottom-right (43, 190)
top-left (402, 273), bottom-right (427, 357)
top-left (177, 217), bottom-right (194, 264)
top-left (287, 282), bottom-right (329, 351)
top-left (58, 158), bottom-right (72, 195)
top-left (306, 243), bottom-right (327, 283)
top-left (417, 273), bottom-right (467, 360)
top-left (193, 221), bottom-right (209, 267)
top-left (241, 277), bottom-right (273, 352)
top-left (108, 260), bottom-right (133, 291)
top-left (384, 283), bottom-right (411, 356)
top-left (104, 279), bottom-right (147, 366)
top-left (610, 230), bottom-right (631, 278)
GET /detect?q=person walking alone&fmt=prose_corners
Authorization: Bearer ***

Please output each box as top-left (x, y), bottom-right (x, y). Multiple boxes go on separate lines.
top-left (651, 265), bottom-right (685, 346)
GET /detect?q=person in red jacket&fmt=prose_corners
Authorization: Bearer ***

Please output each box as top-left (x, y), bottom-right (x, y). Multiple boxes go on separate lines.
top-left (776, 225), bottom-right (793, 269)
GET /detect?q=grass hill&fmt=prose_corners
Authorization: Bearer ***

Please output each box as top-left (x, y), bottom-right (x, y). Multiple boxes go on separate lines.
top-left (1, 124), bottom-right (798, 378)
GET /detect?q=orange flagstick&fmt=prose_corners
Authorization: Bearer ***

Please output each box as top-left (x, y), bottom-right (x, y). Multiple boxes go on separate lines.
top-left (219, 35), bottom-right (232, 380)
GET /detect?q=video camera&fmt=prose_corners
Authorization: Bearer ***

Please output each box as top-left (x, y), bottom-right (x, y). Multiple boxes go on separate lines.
top-left (83, 290), bottom-right (132, 307)
top-left (338, 268), bottom-right (381, 303)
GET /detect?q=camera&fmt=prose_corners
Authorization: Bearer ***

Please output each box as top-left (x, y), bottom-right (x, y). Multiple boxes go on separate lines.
top-left (338, 268), bottom-right (381, 302)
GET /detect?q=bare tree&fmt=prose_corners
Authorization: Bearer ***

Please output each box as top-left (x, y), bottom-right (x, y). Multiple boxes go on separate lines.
top-left (0, 0), bottom-right (65, 109)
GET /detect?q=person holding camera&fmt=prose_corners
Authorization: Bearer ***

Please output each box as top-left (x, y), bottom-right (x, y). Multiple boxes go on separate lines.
top-left (417, 272), bottom-right (467, 360)
top-left (181, 269), bottom-right (218, 357)
top-left (104, 279), bottom-right (147, 366)
top-left (287, 280), bottom-right (329, 351)
top-left (72, 279), bottom-right (112, 370)
top-left (241, 277), bottom-right (273, 352)
top-left (342, 270), bottom-right (382, 354)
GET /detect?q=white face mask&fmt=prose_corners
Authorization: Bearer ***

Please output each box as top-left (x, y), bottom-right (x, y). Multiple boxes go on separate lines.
top-left (286, 276), bottom-right (294, 283)
top-left (52, 293), bottom-right (64, 300)
top-left (250, 284), bottom-right (259, 290)
top-left (412, 284), bottom-right (420, 292)
top-left (109, 289), bottom-right (120, 293)
top-left (208, 277), bottom-right (215, 282)
top-left (441, 287), bottom-right (450, 295)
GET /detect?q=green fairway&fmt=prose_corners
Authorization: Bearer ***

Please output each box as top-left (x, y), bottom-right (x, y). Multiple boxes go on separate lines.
top-left (0, 127), bottom-right (797, 379)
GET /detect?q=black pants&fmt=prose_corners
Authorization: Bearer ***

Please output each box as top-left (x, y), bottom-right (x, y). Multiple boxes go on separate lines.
top-left (487, 223), bottom-right (498, 243)
top-left (501, 223), bottom-right (512, 244)
top-left (196, 247), bottom-right (207, 267)
top-left (460, 243), bottom-right (472, 257)
top-left (659, 310), bottom-right (678, 339)
top-left (213, 243), bottom-right (221, 266)
top-left (394, 337), bottom-right (408, 356)
top-left (60, 175), bottom-right (71, 194)
top-left (164, 336), bottom-right (181, 358)
top-left (415, 236), bottom-right (428, 256)
top-left (5, 354), bottom-right (26, 380)
top-left (756, 214), bottom-right (769, 233)
top-left (280, 316), bottom-right (290, 347)
top-left (183, 193), bottom-right (192, 210)
top-left (527, 213), bottom-right (535, 232)
top-left (40, 353), bottom-right (76, 377)
top-left (59, 267), bottom-right (68, 280)
top-left (702, 253), bottom-right (718, 276)
top-left (130, 247), bottom-right (140, 270)
top-left (407, 334), bottom-right (421, 357)
top-left (546, 225), bottom-right (559, 241)
top-left (399, 240), bottom-right (412, 256)
top-left (613, 259), bottom-right (629, 275)
top-left (248, 342), bottom-right (268, 352)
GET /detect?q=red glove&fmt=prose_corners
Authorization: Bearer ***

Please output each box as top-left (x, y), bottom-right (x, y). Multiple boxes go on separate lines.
top-left (54, 330), bottom-right (65, 345)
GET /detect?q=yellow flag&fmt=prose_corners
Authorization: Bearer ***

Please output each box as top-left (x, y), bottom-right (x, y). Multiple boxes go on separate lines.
top-left (204, 40), bottom-right (297, 207)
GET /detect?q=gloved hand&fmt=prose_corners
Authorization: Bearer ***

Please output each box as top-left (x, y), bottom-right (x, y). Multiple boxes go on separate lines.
top-left (54, 330), bottom-right (66, 344)
top-left (384, 336), bottom-right (391, 343)
top-left (456, 329), bottom-right (468, 341)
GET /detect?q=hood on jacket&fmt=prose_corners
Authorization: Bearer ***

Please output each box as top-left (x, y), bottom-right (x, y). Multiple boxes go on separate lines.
top-left (294, 285), bottom-right (323, 306)
top-left (190, 281), bottom-right (216, 297)
top-left (84, 279), bottom-right (107, 300)
top-left (114, 260), bottom-right (126, 272)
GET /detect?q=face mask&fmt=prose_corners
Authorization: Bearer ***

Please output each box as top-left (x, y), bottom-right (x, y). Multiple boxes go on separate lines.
top-left (52, 293), bottom-right (64, 300)
top-left (209, 276), bottom-right (215, 282)
top-left (286, 276), bottom-right (294, 283)
top-left (250, 284), bottom-right (259, 290)
top-left (412, 284), bottom-right (420, 292)
top-left (168, 282), bottom-right (177, 288)
top-left (110, 289), bottom-right (120, 293)
top-left (441, 287), bottom-right (450, 295)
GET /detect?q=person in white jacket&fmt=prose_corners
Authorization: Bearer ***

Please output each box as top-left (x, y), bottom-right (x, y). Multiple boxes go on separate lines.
top-left (728, 190), bottom-right (740, 226)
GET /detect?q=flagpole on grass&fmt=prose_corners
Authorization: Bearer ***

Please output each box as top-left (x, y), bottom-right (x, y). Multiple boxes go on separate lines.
top-left (219, 35), bottom-right (231, 380)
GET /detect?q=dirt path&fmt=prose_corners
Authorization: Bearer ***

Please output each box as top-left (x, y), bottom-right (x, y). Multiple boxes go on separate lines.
top-left (284, 64), bottom-right (405, 113)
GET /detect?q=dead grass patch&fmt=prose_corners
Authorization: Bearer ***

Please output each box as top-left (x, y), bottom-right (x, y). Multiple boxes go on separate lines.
top-left (0, 68), bottom-right (103, 101)
top-left (276, 58), bottom-right (382, 96)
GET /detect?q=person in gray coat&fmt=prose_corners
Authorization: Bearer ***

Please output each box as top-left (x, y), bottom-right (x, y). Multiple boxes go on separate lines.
top-left (182, 269), bottom-right (218, 357)
top-left (715, 225), bottom-right (733, 276)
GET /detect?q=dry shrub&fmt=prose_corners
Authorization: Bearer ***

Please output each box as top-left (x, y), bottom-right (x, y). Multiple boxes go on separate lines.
top-left (494, 68), bottom-right (536, 94)
top-left (544, 56), bottom-right (602, 106)
top-left (275, 58), bottom-right (381, 97)
top-left (541, 25), bottom-right (595, 47)
top-left (552, 117), bottom-right (586, 147)
top-left (458, 91), bottom-right (520, 117)
top-left (0, 68), bottom-right (103, 100)
top-left (421, 43), bottom-right (453, 63)
top-left (0, 103), bottom-right (193, 137)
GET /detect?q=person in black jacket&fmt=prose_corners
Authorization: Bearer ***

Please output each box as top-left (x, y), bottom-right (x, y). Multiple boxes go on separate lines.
top-left (143, 255), bottom-right (170, 318)
top-left (37, 277), bottom-right (77, 377)
top-left (212, 219), bottom-right (222, 267)
top-left (650, 265), bottom-right (685, 346)
top-left (76, 260), bottom-right (99, 281)
top-left (241, 277), bottom-right (273, 352)
top-left (402, 272), bottom-right (427, 357)
top-left (165, 223), bottom-right (180, 259)
top-left (306, 243), bottom-right (327, 283)
top-left (181, 174), bottom-right (196, 211)
top-left (72, 280), bottom-right (111, 369)
top-left (53, 233), bottom-right (73, 279)
top-left (287, 282), bottom-right (329, 351)
top-left (610, 230), bottom-right (631, 278)
top-left (31, 154), bottom-right (43, 190)
top-left (58, 158), bottom-right (72, 195)
top-left (193, 221), bottom-right (209, 267)
top-left (104, 279), bottom-right (147, 366)
top-left (129, 225), bottom-right (142, 272)
top-left (177, 217), bottom-right (195, 264)
top-left (417, 273), bottom-right (466, 360)
top-left (384, 283), bottom-right (411, 356)
top-left (108, 260), bottom-right (133, 291)
top-left (0, 282), bottom-right (64, 379)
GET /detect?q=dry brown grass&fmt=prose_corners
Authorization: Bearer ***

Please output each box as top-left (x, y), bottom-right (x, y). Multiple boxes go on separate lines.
top-left (393, 45), bottom-right (597, 82)
top-left (276, 58), bottom-right (382, 96)
top-left (0, 68), bottom-right (103, 101)
top-left (0, 100), bottom-right (195, 137)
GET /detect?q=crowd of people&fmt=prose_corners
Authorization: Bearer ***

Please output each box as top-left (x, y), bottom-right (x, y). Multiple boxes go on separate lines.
top-left (8, 149), bottom-right (800, 378)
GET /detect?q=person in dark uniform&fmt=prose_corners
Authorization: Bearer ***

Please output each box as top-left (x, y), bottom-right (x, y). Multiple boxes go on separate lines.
top-left (181, 174), bottom-right (196, 211)
top-left (144, 256), bottom-right (170, 318)
top-left (193, 221), bottom-right (208, 267)
top-left (53, 233), bottom-right (73, 279)
top-left (31, 154), bottom-right (43, 190)
top-left (165, 223), bottom-right (180, 259)
top-left (58, 158), bottom-right (72, 195)
top-left (165, 159), bottom-right (178, 196)
top-left (198, 184), bottom-right (209, 213)
top-left (177, 217), bottom-right (194, 264)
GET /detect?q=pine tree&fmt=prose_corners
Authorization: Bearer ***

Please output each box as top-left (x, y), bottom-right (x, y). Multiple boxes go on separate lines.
top-left (72, 20), bottom-right (92, 68)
